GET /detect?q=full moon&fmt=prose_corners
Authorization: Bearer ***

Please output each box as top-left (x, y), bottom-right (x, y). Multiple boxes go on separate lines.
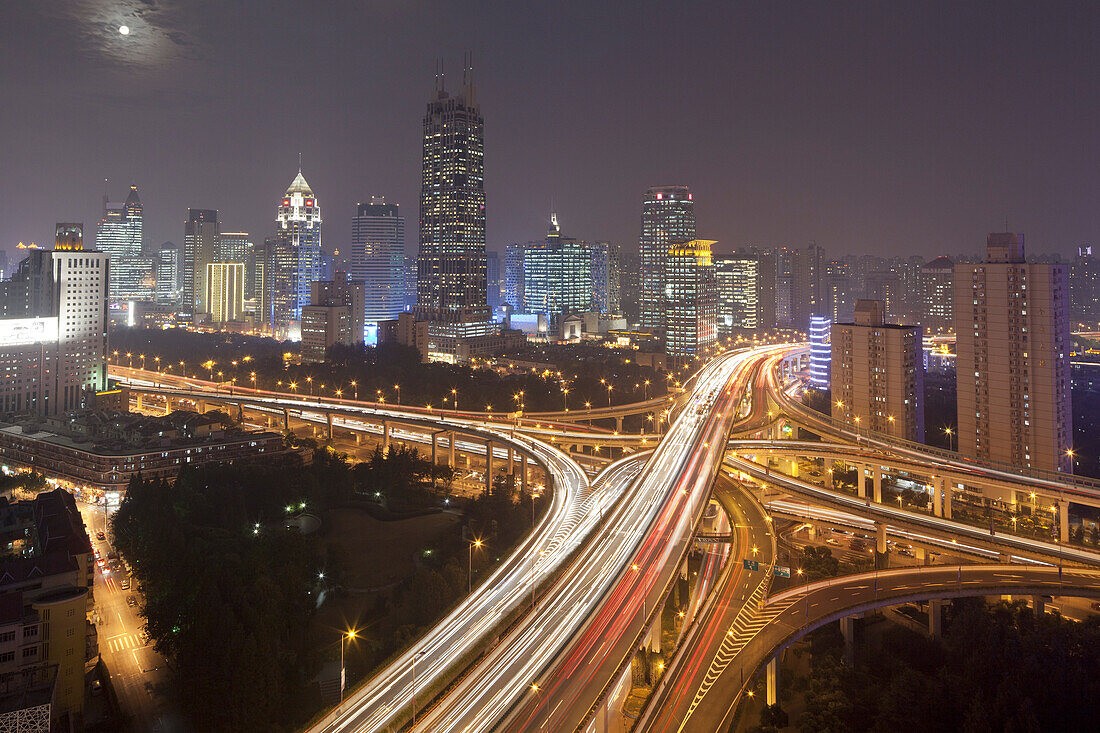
top-left (118, 25), bottom-right (130, 35)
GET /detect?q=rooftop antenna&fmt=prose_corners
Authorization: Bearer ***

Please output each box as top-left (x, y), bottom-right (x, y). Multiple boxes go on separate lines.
top-left (298, 152), bottom-right (303, 174)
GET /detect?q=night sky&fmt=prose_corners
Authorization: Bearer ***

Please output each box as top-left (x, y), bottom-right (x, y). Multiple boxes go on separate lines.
top-left (3, 1), bottom-right (1099, 259)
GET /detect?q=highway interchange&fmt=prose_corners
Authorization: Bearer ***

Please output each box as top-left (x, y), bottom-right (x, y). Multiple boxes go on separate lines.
top-left (108, 342), bottom-right (1100, 732)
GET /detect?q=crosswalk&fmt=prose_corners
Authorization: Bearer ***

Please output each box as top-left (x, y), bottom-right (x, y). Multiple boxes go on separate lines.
top-left (106, 633), bottom-right (144, 653)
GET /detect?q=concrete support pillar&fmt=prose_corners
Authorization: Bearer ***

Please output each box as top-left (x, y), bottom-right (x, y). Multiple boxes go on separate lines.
top-left (825, 466), bottom-right (834, 489)
top-left (485, 441), bottom-right (494, 492)
top-left (382, 421), bottom-right (390, 453)
top-left (136, 393), bottom-right (144, 410)
top-left (1059, 501), bottom-right (1070, 543)
top-left (929, 599), bottom-right (943, 638)
top-left (325, 413), bottom-right (333, 441)
top-left (521, 459), bottom-right (528, 494)
top-left (943, 480), bottom-right (953, 520)
top-left (648, 606), bottom-right (662, 653)
top-left (354, 433), bottom-right (361, 445)
top-left (766, 656), bottom-right (779, 706)
top-left (165, 398), bottom-right (172, 416)
top-left (855, 464), bottom-right (866, 499)
top-left (198, 400), bottom-right (207, 414)
top-left (448, 432), bottom-right (455, 467)
top-left (1032, 595), bottom-right (1046, 615)
top-left (806, 523), bottom-right (818, 541)
top-left (615, 416), bottom-right (623, 433)
top-left (788, 457), bottom-right (799, 478)
top-left (680, 556), bottom-right (689, 580)
top-left (432, 432), bottom-right (439, 466)
top-left (282, 407), bottom-right (289, 431)
top-left (931, 478), bottom-right (942, 517)
top-left (839, 616), bottom-right (855, 667)
top-left (875, 522), bottom-right (887, 554)
top-left (915, 547), bottom-right (927, 565)
top-left (508, 447), bottom-right (515, 475)
top-left (872, 467), bottom-right (882, 504)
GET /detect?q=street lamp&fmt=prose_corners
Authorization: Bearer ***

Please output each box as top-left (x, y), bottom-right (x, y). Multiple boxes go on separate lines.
top-left (644, 379), bottom-right (650, 400)
top-left (944, 427), bottom-right (955, 452)
top-left (340, 628), bottom-right (358, 701)
top-left (394, 384), bottom-right (400, 405)
top-left (451, 388), bottom-right (458, 412)
top-left (307, 376), bottom-right (313, 396)
top-left (468, 538), bottom-right (483, 593)
top-left (606, 384), bottom-right (613, 407)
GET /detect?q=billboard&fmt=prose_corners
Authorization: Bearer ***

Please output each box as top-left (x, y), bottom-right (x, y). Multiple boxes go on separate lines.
top-left (0, 317), bottom-right (58, 347)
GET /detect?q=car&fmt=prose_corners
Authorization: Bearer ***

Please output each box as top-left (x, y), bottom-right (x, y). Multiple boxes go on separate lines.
top-left (1090, 602), bottom-right (1100, 611)
top-left (119, 579), bottom-right (130, 590)
top-left (126, 596), bottom-right (137, 608)
top-left (95, 531), bottom-right (106, 541)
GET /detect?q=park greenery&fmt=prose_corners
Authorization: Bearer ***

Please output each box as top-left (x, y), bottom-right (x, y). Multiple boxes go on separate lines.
top-left (110, 328), bottom-right (667, 416)
top-left (110, 443), bottom-right (545, 731)
top-left (764, 598), bottom-right (1100, 733)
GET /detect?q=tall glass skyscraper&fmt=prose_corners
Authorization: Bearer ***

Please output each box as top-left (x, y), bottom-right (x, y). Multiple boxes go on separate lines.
top-left (415, 64), bottom-right (489, 327)
top-left (665, 239), bottom-right (717, 361)
top-left (96, 186), bottom-right (152, 302)
top-left (715, 254), bottom-right (759, 333)
top-left (352, 197), bottom-right (405, 340)
top-left (808, 315), bottom-right (832, 388)
top-left (640, 186), bottom-right (695, 331)
top-left (522, 214), bottom-right (592, 325)
top-left (272, 167), bottom-right (322, 338)
top-left (182, 209), bottom-right (219, 323)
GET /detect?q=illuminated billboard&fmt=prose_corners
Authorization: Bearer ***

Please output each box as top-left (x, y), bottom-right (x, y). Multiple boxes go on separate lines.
top-left (0, 317), bottom-right (58, 347)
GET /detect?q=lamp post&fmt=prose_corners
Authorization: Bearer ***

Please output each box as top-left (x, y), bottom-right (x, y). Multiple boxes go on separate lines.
top-left (350, 381), bottom-right (358, 401)
top-left (468, 538), bottom-right (483, 593)
top-left (944, 427), bottom-right (955, 452)
top-left (394, 384), bottom-right (400, 405)
top-left (644, 379), bottom-right (650, 400)
top-left (307, 376), bottom-right (313, 396)
top-left (451, 388), bottom-right (458, 412)
top-left (340, 629), bottom-right (358, 701)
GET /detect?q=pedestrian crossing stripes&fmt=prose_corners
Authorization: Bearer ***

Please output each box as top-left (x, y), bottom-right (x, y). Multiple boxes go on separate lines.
top-left (107, 634), bottom-right (142, 653)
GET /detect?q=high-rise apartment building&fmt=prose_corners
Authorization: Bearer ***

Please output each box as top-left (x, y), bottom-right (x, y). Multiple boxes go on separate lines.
top-left (0, 224), bottom-right (108, 416)
top-left (415, 64), bottom-right (489, 327)
top-left (955, 233), bottom-right (1072, 472)
top-left (1071, 245), bottom-right (1100, 328)
top-left (300, 305), bottom-right (352, 364)
top-left (639, 186), bottom-right (696, 332)
top-left (351, 197), bottom-right (405, 335)
top-left (715, 254), bottom-right (759, 333)
top-left (272, 168), bottom-right (322, 338)
top-left (831, 299), bottom-right (924, 442)
top-left (791, 242), bottom-right (825, 331)
top-left (206, 262), bottom-right (245, 323)
top-left (665, 240), bottom-right (717, 361)
top-left (96, 186), bottom-right (151, 302)
top-left (756, 249), bottom-right (778, 332)
top-left (182, 209), bottom-right (219, 323)
top-left (311, 273), bottom-right (365, 345)
top-left (920, 256), bottom-right (954, 333)
top-left (824, 259), bottom-right (853, 324)
top-left (587, 241), bottom-right (620, 315)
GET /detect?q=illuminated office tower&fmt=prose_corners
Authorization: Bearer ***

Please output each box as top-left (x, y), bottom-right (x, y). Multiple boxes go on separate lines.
top-left (665, 240), bottom-right (717, 361)
top-left (955, 233), bottom-right (1071, 472)
top-left (808, 315), bottom-right (831, 388)
top-left (831, 299), bottom-right (923, 442)
top-left (403, 256), bottom-right (417, 310)
top-left (96, 185), bottom-right (151, 302)
top-left (272, 166), bottom-right (322, 337)
top-left (415, 61), bottom-right (489, 327)
top-left (351, 197), bottom-right (405, 334)
top-left (919, 256), bottom-right (954, 333)
top-left (486, 250), bottom-right (501, 309)
top-left (504, 242), bottom-right (525, 309)
top-left (587, 241), bottom-right (619, 315)
top-left (206, 262), bottom-right (245, 323)
top-left (522, 214), bottom-right (591, 325)
top-left (0, 224), bottom-right (108, 415)
top-left (639, 186), bottom-right (695, 331)
top-left (182, 209), bottom-right (219, 322)
top-left (715, 254), bottom-right (759, 333)
top-left (155, 245), bottom-right (180, 304)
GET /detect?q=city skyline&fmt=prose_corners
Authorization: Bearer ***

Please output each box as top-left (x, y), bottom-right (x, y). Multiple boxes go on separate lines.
top-left (4, 3), bottom-right (1100, 260)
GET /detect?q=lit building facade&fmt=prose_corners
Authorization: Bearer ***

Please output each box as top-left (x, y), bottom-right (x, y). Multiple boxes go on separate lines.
top-left (640, 186), bottom-right (695, 332)
top-left (300, 305), bottom-right (352, 364)
top-left (715, 254), bottom-right (759, 333)
top-left (1071, 245), bottom-right (1100, 328)
top-left (955, 233), bottom-right (1071, 472)
top-left (504, 242), bottom-right (525, 309)
top-left (310, 273), bottom-right (365, 346)
top-left (791, 242), bottom-right (824, 331)
top-left (182, 209), bottom-right (219, 323)
top-left (155, 246), bottom-right (179, 304)
top-left (351, 197), bottom-right (405, 336)
top-left (809, 315), bottom-right (832, 388)
top-left (96, 186), bottom-right (151, 302)
top-left (272, 168), bottom-right (322, 338)
top-left (920, 256), bottom-right (954, 334)
top-left (665, 240), bottom-right (717, 361)
top-left (415, 66), bottom-right (489, 327)
top-left (831, 299), bottom-right (924, 442)
top-left (521, 215), bottom-right (592, 325)
top-left (206, 262), bottom-right (245, 323)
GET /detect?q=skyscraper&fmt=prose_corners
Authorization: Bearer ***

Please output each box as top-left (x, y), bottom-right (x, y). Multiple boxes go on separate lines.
top-left (1071, 246), bottom-right (1100, 328)
top-left (955, 233), bottom-right (1072, 472)
top-left (522, 214), bottom-right (592, 325)
top-left (272, 166), bottom-right (323, 338)
top-left (415, 62), bottom-right (489, 327)
top-left (831, 299), bottom-right (924, 442)
top-left (504, 242), bottom-right (525, 310)
top-left (0, 224), bottom-right (108, 415)
top-left (665, 240), bottom-right (717, 361)
top-left (351, 197), bottom-right (405, 337)
top-left (824, 259), bottom-right (853, 324)
top-left (182, 209), bottom-right (219, 323)
top-left (715, 254), bottom-right (760, 333)
top-left (486, 250), bottom-right (502, 309)
top-left (808, 315), bottom-right (831, 388)
top-left (217, 231), bottom-right (252, 266)
top-left (155, 245), bottom-right (180, 304)
top-left (96, 185), bottom-right (151, 302)
top-left (311, 273), bottom-right (365, 346)
top-left (206, 263), bottom-right (245, 323)
top-left (639, 186), bottom-right (696, 332)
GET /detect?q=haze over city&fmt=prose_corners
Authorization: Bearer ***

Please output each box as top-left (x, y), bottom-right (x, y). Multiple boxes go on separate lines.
top-left (4, 1), bottom-right (1100, 257)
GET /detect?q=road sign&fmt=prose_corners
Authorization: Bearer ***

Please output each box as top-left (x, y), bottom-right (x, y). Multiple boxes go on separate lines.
top-left (742, 559), bottom-right (760, 571)
top-left (773, 565), bottom-right (791, 578)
